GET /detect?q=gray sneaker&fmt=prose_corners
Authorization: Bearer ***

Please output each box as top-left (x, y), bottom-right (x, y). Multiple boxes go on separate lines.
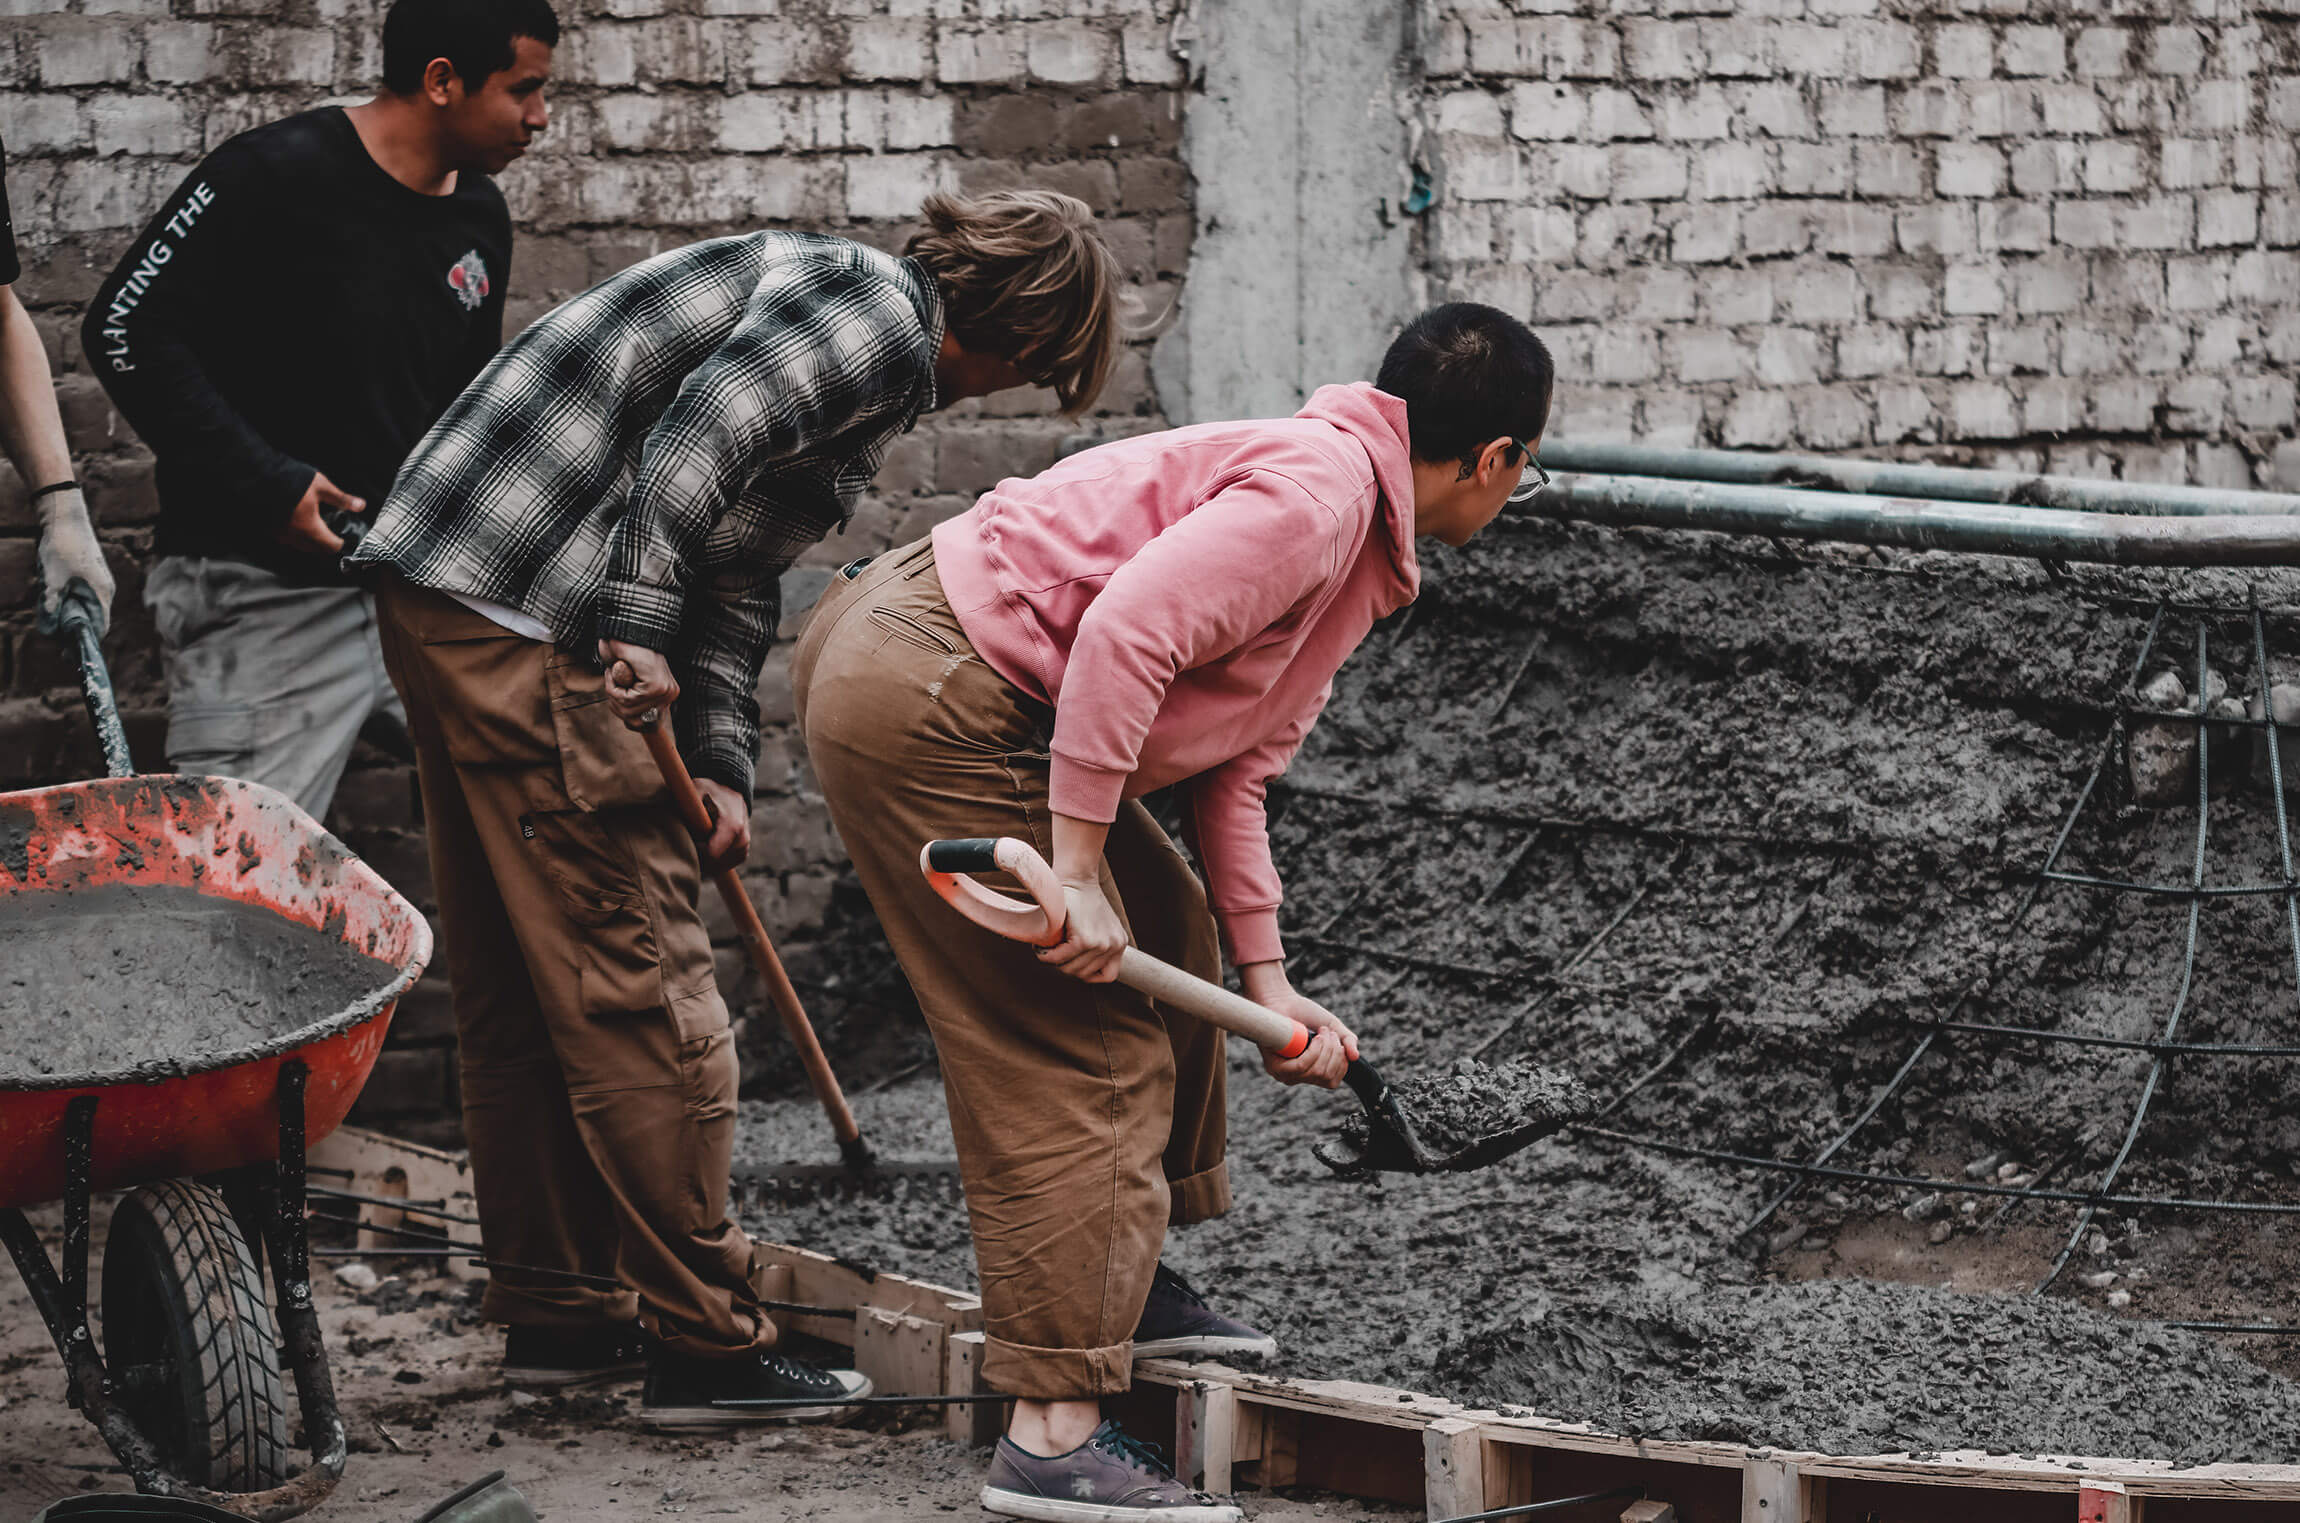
top-left (1131, 1263), bottom-right (1278, 1361)
top-left (981, 1421), bottom-right (1242, 1523)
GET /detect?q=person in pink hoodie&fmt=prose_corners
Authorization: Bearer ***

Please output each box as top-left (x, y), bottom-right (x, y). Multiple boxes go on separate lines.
top-left (791, 302), bottom-right (1554, 1523)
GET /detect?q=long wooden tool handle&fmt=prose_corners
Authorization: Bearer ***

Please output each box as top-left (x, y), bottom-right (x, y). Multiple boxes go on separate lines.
top-left (1113, 947), bottom-right (1310, 1057)
top-left (921, 836), bottom-right (1311, 1059)
top-left (641, 724), bottom-right (862, 1148)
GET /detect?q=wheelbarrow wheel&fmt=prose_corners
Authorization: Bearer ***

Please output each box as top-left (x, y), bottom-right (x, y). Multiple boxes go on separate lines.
top-left (101, 1180), bottom-right (291, 1494)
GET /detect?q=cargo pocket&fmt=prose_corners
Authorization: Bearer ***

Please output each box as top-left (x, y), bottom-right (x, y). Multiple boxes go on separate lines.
top-left (525, 807), bottom-right (667, 1016)
top-left (672, 987), bottom-right (736, 1124)
top-left (545, 653), bottom-right (668, 812)
top-left (167, 705), bottom-right (254, 777)
top-left (422, 633), bottom-right (557, 769)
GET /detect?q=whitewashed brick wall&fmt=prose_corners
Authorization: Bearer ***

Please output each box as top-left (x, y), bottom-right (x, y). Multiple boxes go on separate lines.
top-left (0, 0), bottom-right (1189, 1127)
top-left (1420, 1), bottom-right (2300, 490)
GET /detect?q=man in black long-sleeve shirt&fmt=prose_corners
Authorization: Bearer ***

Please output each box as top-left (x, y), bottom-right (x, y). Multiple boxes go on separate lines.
top-left (85, 0), bottom-right (556, 817)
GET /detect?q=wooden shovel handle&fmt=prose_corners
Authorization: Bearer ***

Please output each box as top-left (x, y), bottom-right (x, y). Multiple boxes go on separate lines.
top-left (920, 836), bottom-right (1312, 1059)
top-left (639, 723), bottom-right (861, 1149)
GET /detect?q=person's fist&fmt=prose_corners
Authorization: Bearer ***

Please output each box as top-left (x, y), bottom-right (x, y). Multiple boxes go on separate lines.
top-left (1039, 878), bottom-right (1128, 983)
top-left (692, 777), bottom-right (751, 874)
top-left (35, 487), bottom-right (115, 631)
top-left (278, 470), bottom-right (366, 554)
top-left (601, 640), bottom-right (679, 729)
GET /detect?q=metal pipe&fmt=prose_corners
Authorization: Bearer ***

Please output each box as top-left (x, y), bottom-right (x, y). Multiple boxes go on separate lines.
top-left (1541, 439), bottom-right (2300, 518)
top-left (1525, 472), bottom-right (2300, 567)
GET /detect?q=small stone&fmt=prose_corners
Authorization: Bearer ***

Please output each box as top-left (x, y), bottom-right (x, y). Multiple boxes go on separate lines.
top-left (332, 1263), bottom-right (380, 1293)
top-left (2138, 669), bottom-right (2187, 710)
top-left (1927, 1220), bottom-right (1954, 1245)
top-left (1903, 1192), bottom-right (1942, 1222)
top-left (2086, 1228), bottom-right (2112, 1257)
top-left (1996, 1161), bottom-right (2024, 1182)
top-left (2080, 1270), bottom-right (2118, 1290)
top-left (2107, 1289), bottom-right (2133, 1309)
top-left (1964, 1151), bottom-right (2004, 1180)
top-left (2205, 669), bottom-right (2229, 707)
top-left (2129, 717), bottom-right (2197, 806)
top-left (486, 1431), bottom-right (504, 1448)
top-left (509, 1390), bottom-right (540, 1408)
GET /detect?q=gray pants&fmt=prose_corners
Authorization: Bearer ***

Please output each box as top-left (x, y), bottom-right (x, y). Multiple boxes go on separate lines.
top-left (145, 556), bottom-right (405, 821)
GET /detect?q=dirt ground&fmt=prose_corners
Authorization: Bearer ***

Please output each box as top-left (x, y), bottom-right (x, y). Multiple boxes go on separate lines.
top-left (0, 1203), bottom-right (1410, 1522)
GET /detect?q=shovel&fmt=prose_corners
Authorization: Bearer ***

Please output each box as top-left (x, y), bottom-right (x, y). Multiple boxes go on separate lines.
top-left (616, 677), bottom-right (872, 1172)
top-left (919, 837), bottom-right (1592, 1177)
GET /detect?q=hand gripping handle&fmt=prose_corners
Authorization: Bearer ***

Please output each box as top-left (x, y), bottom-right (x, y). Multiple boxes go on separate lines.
top-left (919, 836), bottom-right (1311, 1059)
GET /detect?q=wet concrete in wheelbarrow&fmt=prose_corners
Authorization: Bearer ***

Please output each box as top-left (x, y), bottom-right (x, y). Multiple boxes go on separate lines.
top-left (0, 882), bottom-right (395, 1082)
top-left (737, 523), bottom-right (2300, 1467)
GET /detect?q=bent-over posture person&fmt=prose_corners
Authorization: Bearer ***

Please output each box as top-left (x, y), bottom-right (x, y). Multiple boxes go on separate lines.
top-left (84, 0), bottom-right (555, 817)
top-left (347, 190), bottom-right (1122, 1428)
top-left (794, 302), bottom-right (1555, 1522)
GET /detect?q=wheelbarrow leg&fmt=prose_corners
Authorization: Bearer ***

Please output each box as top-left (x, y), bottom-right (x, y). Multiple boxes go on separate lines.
top-left (0, 1097), bottom-right (179, 1495)
top-left (268, 1061), bottom-right (348, 1500)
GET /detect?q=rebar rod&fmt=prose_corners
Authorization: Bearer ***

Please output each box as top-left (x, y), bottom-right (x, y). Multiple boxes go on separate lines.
top-left (1576, 1125), bottom-right (2300, 1215)
top-left (1734, 607), bottom-right (2163, 1242)
top-left (1931, 1020), bottom-right (2300, 1058)
top-left (2250, 602), bottom-right (2300, 999)
top-left (2036, 622), bottom-right (2216, 1294)
top-left (1538, 440), bottom-right (2300, 519)
top-left (1524, 473), bottom-right (2300, 567)
top-left (2038, 871), bottom-right (2296, 898)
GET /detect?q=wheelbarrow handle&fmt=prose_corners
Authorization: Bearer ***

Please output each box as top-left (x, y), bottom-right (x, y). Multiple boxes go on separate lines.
top-left (38, 575), bottom-right (133, 779)
top-left (919, 836), bottom-right (1311, 1060)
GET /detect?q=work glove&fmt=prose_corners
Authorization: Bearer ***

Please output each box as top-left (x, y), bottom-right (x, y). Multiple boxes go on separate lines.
top-left (36, 486), bottom-right (114, 633)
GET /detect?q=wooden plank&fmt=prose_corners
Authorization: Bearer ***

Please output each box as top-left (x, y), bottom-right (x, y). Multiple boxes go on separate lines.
top-left (942, 1330), bottom-right (1002, 1447)
top-left (1259, 1405), bottom-right (1301, 1489)
top-left (308, 1123), bottom-right (482, 1281)
top-left (1485, 1438), bottom-right (1535, 1515)
top-left (748, 1240), bottom-right (981, 1334)
top-left (854, 1307), bottom-right (945, 1401)
top-left (1425, 1417), bottom-right (1486, 1519)
top-left (1139, 1357), bottom-right (2300, 1504)
top-left (1742, 1458), bottom-right (1827, 1523)
top-left (1177, 1380), bottom-right (1238, 1495)
top-left (2082, 1481), bottom-right (2144, 1523)
top-left (1621, 1504), bottom-right (1678, 1523)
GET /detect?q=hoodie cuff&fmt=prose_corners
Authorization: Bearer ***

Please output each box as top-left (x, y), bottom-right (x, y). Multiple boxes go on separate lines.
top-left (1048, 752), bottom-right (1127, 825)
top-left (1215, 906), bottom-right (1284, 968)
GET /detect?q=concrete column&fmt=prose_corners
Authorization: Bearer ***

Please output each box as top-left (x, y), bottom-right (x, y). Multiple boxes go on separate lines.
top-left (1153, 0), bottom-right (1419, 425)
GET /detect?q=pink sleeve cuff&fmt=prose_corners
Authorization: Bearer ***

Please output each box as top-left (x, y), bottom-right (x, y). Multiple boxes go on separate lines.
top-left (1048, 752), bottom-right (1128, 825)
top-left (1216, 907), bottom-right (1285, 968)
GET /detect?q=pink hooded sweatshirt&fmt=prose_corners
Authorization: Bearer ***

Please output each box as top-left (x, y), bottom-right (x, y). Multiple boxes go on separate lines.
top-left (931, 383), bottom-right (1421, 966)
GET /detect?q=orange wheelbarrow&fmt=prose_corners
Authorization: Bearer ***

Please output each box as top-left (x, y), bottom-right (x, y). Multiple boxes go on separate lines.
top-left (0, 582), bottom-right (432, 1519)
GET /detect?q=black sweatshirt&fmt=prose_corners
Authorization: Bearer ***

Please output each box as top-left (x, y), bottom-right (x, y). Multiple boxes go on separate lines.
top-left (1, 135), bottom-right (21, 286)
top-left (84, 108), bottom-right (510, 583)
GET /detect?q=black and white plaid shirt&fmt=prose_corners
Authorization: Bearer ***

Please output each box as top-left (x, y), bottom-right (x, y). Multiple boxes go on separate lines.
top-left (352, 230), bottom-right (945, 798)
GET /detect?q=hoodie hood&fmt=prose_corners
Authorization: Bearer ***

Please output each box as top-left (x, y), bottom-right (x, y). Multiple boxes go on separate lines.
top-left (1295, 382), bottom-right (1421, 611)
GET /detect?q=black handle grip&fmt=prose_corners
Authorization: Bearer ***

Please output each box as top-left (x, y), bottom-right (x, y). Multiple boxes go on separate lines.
top-left (925, 838), bottom-right (1002, 874)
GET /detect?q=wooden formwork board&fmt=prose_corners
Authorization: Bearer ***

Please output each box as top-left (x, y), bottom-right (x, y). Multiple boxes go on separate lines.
top-left (311, 1130), bottom-right (2300, 1520)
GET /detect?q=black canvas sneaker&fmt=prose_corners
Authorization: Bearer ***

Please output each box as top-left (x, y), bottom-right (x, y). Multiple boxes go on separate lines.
top-left (1131, 1263), bottom-right (1278, 1361)
top-left (500, 1322), bottom-right (653, 1390)
top-left (638, 1349), bottom-right (871, 1431)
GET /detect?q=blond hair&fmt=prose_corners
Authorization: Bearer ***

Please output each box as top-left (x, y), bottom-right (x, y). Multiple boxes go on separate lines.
top-left (905, 190), bottom-right (1122, 416)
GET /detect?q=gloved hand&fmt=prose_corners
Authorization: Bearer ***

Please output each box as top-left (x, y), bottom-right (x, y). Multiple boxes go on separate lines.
top-left (36, 486), bottom-right (114, 632)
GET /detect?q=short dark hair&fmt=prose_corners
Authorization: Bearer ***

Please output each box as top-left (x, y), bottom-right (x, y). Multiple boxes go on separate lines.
top-left (1376, 303), bottom-right (1555, 468)
top-left (382, 0), bottom-right (560, 95)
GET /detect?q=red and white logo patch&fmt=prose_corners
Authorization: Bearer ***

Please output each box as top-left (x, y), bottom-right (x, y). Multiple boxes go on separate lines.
top-left (447, 249), bottom-right (490, 311)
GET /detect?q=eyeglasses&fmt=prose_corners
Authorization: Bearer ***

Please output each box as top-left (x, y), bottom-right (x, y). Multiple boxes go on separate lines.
top-left (1507, 440), bottom-right (1550, 505)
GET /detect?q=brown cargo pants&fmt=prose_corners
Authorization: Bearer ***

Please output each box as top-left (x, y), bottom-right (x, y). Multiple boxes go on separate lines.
top-left (792, 539), bottom-right (1231, 1401)
top-left (374, 575), bottom-right (772, 1361)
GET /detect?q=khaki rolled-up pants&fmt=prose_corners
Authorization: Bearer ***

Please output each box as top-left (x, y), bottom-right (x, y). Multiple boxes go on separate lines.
top-left (793, 539), bottom-right (1231, 1400)
top-left (374, 575), bottom-right (772, 1361)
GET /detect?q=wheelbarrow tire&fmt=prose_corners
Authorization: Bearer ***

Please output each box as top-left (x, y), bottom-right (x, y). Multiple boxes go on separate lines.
top-left (102, 1180), bottom-right (291, 1495)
